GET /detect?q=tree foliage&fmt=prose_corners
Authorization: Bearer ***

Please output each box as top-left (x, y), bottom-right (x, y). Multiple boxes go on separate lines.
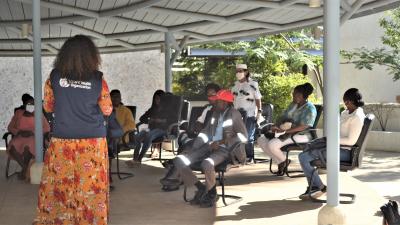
top-left (173, 30), bottom-right (322, 119)
top-left (341, 8), bottom-right (400, 81)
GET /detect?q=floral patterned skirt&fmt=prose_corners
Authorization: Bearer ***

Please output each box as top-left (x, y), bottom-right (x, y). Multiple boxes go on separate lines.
top-left (34, 137), bottom-right (109, 225)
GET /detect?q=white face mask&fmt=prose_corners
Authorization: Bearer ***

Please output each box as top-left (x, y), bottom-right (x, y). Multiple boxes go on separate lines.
top-left (236, 72), bottom-right (245, 80)
top-left (26, 104), bottom-right (34, 113)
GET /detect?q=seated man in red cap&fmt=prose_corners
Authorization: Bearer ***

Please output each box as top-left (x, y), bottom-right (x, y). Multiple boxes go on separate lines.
top-left (161, 90), bottom-right (248, 207)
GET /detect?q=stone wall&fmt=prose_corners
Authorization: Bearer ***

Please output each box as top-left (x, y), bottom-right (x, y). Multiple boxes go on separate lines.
top-left (0, 50), bottom-right (165, 146)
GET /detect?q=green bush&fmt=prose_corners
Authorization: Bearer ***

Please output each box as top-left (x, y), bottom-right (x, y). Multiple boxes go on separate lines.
top-left (259, 73), bottom-right (317, 121)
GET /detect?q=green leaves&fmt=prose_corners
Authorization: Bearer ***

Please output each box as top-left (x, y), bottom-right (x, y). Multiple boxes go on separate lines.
top-left (341, 47), bottom-right (400, 81)
top-left (341, 8), bottom-right (400, 81)
top-left (173, 30), bottom-right (322, 103)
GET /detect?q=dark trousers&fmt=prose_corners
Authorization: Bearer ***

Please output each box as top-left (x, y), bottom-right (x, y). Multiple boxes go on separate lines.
top-left (174, 144), bottom-right (230, 190)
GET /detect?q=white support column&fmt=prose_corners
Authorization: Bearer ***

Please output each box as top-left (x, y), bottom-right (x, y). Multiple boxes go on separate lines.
top-left (31, 0), bottom-right (44, 184)
top-left (164, 32), bottom-right (172, 92)
top-left (319, 0), bottom-right (345, 224)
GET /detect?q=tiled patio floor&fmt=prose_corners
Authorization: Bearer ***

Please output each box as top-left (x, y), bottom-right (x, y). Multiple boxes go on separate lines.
top-left (0, 149), bottom-right (398, 225)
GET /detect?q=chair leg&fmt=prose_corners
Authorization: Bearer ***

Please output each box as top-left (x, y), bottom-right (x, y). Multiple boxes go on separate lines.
top-left (217, 171), bottom-right (242, 206)
top-left (269, 159), bottom-right (278, 174)
top-left (5, 156), bottom-right (18, 179)
top-left (110, 153), bottom-right (134, 180)
top-left (158, 143), bottom-right (162, 162)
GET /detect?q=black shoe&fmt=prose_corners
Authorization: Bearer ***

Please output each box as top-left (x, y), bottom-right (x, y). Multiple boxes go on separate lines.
top-left (160, 178), bottom-right (180, 187)
top-left (190, 184), bottom-right (206, 205)
top-left (299, 186), bottom-right (326, 200)
top-left (199, 191), bottom-right (219, 208)
top-left (277, 159), bottom-right (291, 176)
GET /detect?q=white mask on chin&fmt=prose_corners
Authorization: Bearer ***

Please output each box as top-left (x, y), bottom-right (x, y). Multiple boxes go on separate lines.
top-left (236, 72), bottom-right (245, 80)
top-left (26, 104), bottom-right (34, 113)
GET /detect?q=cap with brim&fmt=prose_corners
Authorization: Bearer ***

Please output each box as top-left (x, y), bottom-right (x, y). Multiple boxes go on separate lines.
top-left (208, 89), bottom-right (234, 103)
top-left (236, 64), bottom-right (248, 70)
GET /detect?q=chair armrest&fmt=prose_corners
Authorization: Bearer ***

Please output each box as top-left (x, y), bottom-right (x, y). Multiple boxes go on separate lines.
top-left (167, 122), bottom-right (180, 138)
top-left (135, 122), bottom-right (144, 131)
top-left (179, 121), bottom-right (189, 131)
top-left (2, 132), bottom-right (13, 140)
top-left (289, 128), bottom-right (317, 147)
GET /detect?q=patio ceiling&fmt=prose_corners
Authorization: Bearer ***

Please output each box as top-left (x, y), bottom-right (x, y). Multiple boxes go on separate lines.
top-left (0, 0), bottom-right (399, 56)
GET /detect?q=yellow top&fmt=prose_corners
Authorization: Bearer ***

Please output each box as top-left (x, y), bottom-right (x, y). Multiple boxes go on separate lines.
top-left (115, 105), bottom-right (136, 134)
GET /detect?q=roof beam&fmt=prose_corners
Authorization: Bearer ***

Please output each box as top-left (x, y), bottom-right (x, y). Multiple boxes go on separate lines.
top-left (177, 0), bottom-right (323, 12)
top-left (170, 35), bottom-right (190, 64)
top-left (149, 0), bottom-right (301, 30)
top-left (14, 0), bottom-right (169, 32)
top-left (341, 0), bottom-right (353, 12)
top-left (0, 15), bottom-right (88, 27)
top-left (14, 0), bottom-right (203, 46)
top-left (2, 0), bottom-right (398, 56)
top-left (61, 23), bottom-right (136, 49)
top-left (99, 0), bottom-right (163, 17)
top-left (355, 0), bottom-right (399, 12)
top-left (6, 27), bottom-right (58, 53)
top-left (340, 0), bottom-right (367, 25)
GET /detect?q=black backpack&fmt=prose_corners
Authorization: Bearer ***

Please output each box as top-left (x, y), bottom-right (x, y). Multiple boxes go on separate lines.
top-left (381, 200), bottom-right (400, 225)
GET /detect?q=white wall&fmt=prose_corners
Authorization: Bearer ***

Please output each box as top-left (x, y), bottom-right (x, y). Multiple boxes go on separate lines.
top-left (340, 12), bottom-right (400, 103)
top-left (0, 51), bottom-right (165, 145)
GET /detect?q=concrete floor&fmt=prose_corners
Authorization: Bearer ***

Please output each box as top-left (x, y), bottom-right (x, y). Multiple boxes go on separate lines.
top-left (0, 149), bottom-right (398, 225)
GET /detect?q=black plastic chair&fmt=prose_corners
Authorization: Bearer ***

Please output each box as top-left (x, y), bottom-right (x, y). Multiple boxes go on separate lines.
top-left (126, 105), bottom-right (136, 120)
top-left (3, 132), bottom-right (17, 179)
top-left (182, 106), bottom-right (206, 137)
top-left (109, 105), bottom-right (137, 180)
top-left (182, 142), bottom-right (243, 206)
top-left (150, 95), bottom-right (184, 164)
top-left (110, 134), bottom-right (135, 180)
top-left (308, 114), bottom-right (375, 204)
top-left (269, 104), bottom-right (323, 177)
top-left (3, 131), bottom-right (50, 179)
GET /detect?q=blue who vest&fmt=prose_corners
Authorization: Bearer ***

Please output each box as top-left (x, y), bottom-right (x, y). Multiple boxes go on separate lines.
top-left (50, 69), bottom-right (107, 139)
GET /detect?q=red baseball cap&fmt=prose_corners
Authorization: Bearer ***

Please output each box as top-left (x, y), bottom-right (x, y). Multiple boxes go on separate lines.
top-left (208, 89), bottom-right (234, 103)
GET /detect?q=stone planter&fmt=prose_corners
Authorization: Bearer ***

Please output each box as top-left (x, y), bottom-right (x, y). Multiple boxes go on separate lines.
top-left (366, 131), bottom-right (400, 152)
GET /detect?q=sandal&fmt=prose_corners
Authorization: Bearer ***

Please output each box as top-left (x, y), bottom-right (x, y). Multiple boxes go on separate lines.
top-left (277, 159), bottom-right (291, 176)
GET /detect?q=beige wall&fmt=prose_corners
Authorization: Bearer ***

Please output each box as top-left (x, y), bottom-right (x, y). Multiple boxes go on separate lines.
top-left (340, 12), bottom-right (400, 103)
top-left (0, 51), bottom-right (165, 142)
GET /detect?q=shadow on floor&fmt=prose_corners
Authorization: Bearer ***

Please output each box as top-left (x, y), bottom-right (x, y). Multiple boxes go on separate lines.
top-left (216, 199), bottom-right (322, 221)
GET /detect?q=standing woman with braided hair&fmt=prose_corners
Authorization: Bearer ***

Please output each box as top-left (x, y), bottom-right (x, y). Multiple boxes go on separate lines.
top-left (34, 35), bottom-right (113, 225)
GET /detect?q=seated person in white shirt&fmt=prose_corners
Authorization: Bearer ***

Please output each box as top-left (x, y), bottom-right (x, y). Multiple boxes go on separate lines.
top-left (297, 88), bottom-right (365, 200)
